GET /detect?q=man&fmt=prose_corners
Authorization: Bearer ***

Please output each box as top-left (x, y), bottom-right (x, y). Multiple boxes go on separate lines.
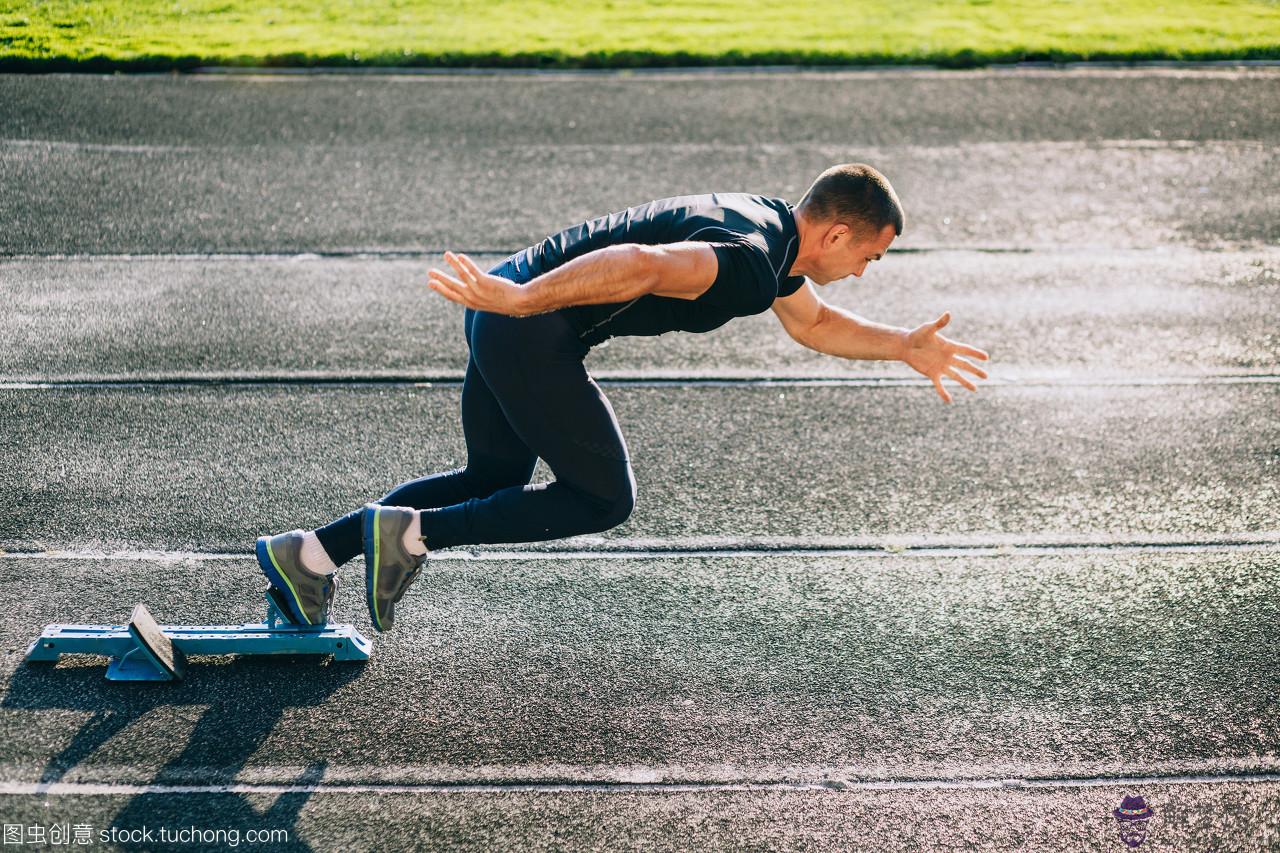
top-left (255, 163), bottom-right (989, 632)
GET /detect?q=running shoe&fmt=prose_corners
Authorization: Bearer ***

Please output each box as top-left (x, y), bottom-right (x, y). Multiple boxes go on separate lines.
top-left (255, 529), bottom-right (338, 626)
top-left (362, 503), bottom-right (428, 632)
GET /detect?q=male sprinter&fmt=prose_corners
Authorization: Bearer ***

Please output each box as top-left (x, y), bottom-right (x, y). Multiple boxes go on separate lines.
top-left (255, 163), bottom-right (989, 631)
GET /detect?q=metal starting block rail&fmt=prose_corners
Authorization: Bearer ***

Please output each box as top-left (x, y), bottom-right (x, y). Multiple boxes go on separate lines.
top-left (24, 589), bottom-right (372, 682)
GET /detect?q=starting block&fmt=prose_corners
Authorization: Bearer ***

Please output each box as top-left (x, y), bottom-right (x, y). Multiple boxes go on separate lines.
top-left (24, 589), bottom-right (372, 682)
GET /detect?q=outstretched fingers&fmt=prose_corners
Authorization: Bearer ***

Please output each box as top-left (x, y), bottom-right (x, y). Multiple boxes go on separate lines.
top-left (427, 281), bottom-right (466, 307)
top-left (937, 332), bottom-right (989, 362)
top-left (943, 367), bottom-right (977, 393)
top-left (952, 355), bottom-right (988, 380)
top-left (429, 266), bottom-right (464, 287)
top-left (427, 268), bottom-right (473, 307)
top-left (931, 374), bottom-right (953, 404)
top-left (443, 251), bottom-right (477, 284)
top-left (448, 251), bottom-right (493, 286)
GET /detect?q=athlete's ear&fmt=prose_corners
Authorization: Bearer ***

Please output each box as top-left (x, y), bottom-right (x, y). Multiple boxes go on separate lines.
top-left (826, 222), bottom-right (848, 247)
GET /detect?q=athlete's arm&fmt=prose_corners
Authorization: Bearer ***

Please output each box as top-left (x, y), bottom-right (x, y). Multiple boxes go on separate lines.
top-left (771, 283), bottom-right (991, 403)
top-left (772, 282), bottom-right (908, 360)
top-left (426, 243), bottom-right (719, 316)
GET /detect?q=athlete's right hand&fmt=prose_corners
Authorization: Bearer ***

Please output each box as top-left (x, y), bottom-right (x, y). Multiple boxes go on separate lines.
top-left (428, 251), bottom-right (531, 316)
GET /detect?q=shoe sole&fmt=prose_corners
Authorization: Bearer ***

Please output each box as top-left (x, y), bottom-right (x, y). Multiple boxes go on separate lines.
top-left (362, 504), bottom-right (390, 632)
top-left (255, 536), bottom-right (313, 626)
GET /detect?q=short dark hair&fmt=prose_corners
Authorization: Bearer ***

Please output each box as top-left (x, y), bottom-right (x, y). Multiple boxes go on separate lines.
top-left (796, 163), bottom-right (904, 238)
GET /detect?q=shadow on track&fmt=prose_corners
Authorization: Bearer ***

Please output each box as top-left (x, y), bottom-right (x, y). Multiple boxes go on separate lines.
top-left (4, 655), bottom-right (363, 851)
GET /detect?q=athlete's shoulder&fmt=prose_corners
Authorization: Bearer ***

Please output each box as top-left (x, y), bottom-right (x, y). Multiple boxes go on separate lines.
top-left (702, 194), bottom-right (800, 284)
top-left (656, 192), bottom-right (790, 244)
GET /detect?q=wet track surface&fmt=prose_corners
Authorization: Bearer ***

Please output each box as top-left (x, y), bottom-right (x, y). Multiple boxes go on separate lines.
top-left (1, 68), bottom-right (1278, 850)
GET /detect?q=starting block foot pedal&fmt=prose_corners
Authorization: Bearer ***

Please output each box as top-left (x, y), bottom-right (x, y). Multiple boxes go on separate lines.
top-left (265, 584), bottom-right (304, 628)
top-left (25, 591), bottom-right (372, 682)
top-left (104, 603), bottom-right (188, 682)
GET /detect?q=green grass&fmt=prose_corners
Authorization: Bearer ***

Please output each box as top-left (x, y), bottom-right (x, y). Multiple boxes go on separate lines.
top-left (2, 0), bottom-right (1279, 71)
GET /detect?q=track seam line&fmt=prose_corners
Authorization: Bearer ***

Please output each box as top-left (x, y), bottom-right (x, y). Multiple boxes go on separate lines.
top-left (4, 538), bottom-right (1277, 562)
top-left (3, 772), bottom-right (1279, 797)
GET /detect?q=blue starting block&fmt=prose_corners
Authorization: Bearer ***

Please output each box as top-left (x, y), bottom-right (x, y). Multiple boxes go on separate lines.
top-left (24, 589), bottom-right (372, 682)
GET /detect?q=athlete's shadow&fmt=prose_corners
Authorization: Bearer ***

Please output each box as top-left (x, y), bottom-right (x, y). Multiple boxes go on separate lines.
top-left (4, 655), bottom-right (361, 851)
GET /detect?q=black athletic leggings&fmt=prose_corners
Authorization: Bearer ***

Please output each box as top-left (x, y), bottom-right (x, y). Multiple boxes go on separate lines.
top-left (314, 269), bottom-right (636, 562)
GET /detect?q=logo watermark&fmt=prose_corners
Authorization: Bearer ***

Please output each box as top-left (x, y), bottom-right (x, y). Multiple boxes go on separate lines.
top-left (2, 823), bottom-right (287, 847)
top-left (2, 824), bottom-right (92, 845)
top-left (1113, 794), bottom-right (1156, 848)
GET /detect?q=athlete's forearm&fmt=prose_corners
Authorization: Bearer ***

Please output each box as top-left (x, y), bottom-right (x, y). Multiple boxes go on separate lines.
top-left (517, 245), bottom-right (656, 315)
top-left (806, 304), bottom-right (910, 362)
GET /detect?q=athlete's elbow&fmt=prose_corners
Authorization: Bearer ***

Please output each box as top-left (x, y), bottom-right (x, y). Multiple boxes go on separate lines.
top-left (627, 244), bottom-right (663, 297)
top-left (793, 304), bottom-right (830, 352)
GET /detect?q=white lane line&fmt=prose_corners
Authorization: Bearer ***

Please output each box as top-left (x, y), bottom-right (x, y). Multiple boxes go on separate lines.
top-left (0, 251), bottom-right (480, 261)
top-left (0, 140), bottom-right (202, 154)
top-left (422, 541), bottom-right (1280, 560)
top-left (2, 374), bottom-right (1278, 391)
top-left (2, 772), bottom-right (1279, 797)
top-left (4, 537), bottom-right (1278, 562)
top-left (4, 550), bottom-right (246, 562)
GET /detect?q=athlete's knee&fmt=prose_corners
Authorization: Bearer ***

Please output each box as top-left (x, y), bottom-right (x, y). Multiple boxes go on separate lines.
top-left (577, 463), bottom-right (637, 530)
top-left (603, 478), bottom-right (637, 528)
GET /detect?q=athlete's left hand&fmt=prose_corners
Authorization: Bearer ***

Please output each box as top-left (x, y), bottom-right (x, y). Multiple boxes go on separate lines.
top-left (901, 312), bottom-right (990, 404)
top-left (427, 252), bottom-right (530, 316)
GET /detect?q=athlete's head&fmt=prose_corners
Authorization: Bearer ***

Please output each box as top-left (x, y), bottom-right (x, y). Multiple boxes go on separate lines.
top-left (792, 163), bottom-right (904, 285)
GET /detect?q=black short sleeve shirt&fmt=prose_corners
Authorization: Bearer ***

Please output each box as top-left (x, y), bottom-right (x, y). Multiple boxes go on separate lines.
top-left (492, 193), bottom-right (805, 347)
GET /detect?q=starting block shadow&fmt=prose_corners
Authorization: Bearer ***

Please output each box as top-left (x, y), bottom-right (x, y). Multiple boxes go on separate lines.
top-left (7, 590), bottom-right (376, 850)
top-left (4, 639), bottom-right (366, 852)
top-left (24, 589), bottom-right (372, 682)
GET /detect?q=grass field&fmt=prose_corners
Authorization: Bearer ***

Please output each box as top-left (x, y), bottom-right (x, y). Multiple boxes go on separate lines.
top-left (1, 0), bottom-right (1279, 71)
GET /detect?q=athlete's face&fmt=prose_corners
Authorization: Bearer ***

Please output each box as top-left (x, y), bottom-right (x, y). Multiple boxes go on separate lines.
top-left (812, 222), bottom-right (896, 285)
